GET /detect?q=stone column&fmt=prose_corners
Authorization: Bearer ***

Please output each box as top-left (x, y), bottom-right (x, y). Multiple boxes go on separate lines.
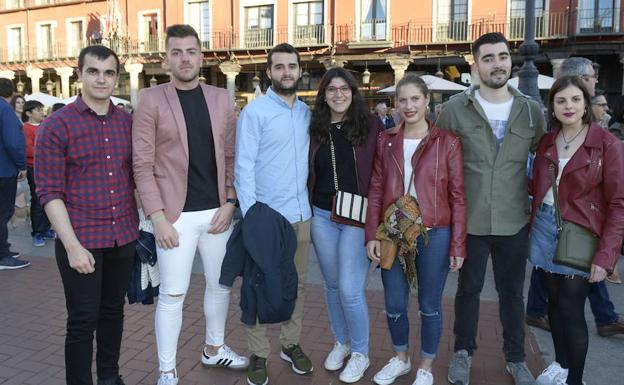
top-left (26, 67), bottom-right (44, 93)
top-left (0, 70), bottom-right (15, 80)
top-left (550, 58), bottom-right (565, 80)
top-left (219, 61), bottom-right (241, 102)
top-left (386, 56), bottom-right (411, 85)
top-left (54, 67), bottom-right (74, 99)
top-left (124, 62), bottom-right (144, 107)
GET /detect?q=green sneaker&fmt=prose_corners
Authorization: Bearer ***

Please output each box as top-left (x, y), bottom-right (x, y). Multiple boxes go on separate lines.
top-left (279, 344), bottom-right (313, 374)
top-left (247, 354), bottom-right (268, 385)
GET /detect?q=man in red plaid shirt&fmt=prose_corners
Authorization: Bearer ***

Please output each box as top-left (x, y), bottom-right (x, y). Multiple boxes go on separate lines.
top-left (35, 45), bottom-right (138, 385)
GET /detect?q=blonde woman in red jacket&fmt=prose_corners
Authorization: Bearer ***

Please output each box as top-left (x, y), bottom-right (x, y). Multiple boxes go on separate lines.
top-left (365, 74), bottom-right (467, 385)
top-left (529, 75), bottom-right (624, 385)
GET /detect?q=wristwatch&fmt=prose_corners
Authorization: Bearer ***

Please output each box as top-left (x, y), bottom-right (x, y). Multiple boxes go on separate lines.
top-left (226, 198), bottom-right (240, 207)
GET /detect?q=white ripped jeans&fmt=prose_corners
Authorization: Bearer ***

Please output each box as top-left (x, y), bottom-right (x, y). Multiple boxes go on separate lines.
top-left (155, 208), bottom-right (233, 371)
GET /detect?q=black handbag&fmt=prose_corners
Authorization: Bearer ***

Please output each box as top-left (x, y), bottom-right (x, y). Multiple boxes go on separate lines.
top-left (328, 130), bottom-right (367, 228)
top-left (549, 162), bottom-right (597, 273)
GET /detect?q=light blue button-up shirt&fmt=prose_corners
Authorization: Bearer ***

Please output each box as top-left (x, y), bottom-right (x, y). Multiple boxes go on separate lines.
top-left (235, 87), bottom-right (311, 223)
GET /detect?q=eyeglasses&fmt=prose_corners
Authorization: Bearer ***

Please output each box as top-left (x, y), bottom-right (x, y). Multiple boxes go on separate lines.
top-left (326, 85), bottom-right (352, 96)
top-left (581, 74), bottom-right (598, 82)
top-left (592, 103), bottom-right (608, 108)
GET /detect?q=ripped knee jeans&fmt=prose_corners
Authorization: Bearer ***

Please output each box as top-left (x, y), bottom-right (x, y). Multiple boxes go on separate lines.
top-left (380, 227), bottom-right (451, 358)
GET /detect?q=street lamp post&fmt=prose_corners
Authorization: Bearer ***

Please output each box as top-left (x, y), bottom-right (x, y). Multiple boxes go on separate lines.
top-left (517, 0), bottom-right (542, 105)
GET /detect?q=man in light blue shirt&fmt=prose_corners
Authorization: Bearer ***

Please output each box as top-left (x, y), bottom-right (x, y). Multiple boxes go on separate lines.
top-left (235, 43), bottom-right (313, 385)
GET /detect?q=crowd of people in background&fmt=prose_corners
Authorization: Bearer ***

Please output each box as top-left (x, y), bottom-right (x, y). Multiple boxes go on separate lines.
top-left (1, 28), bottom-right (624, 385)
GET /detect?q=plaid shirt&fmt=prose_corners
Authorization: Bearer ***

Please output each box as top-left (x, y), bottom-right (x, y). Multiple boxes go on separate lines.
top-left (35, 96), bottom-right (138, 249)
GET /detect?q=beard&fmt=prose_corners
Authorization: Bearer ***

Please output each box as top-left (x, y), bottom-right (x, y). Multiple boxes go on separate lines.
top-left (271, 77), bottom-right (298, 95)
top-left (480, 69), bottom-right (509, 89)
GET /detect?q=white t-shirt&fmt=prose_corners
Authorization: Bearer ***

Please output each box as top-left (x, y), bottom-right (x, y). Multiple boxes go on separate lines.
top-left (404, 138), bottom-right (421, 196)
top-left (474, 90), bottom-right (514, 151)
top-left (542, 158), bottom-right (571, 206)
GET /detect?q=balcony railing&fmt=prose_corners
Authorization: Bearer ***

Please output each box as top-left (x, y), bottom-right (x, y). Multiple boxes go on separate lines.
top-left (0, 9), bottom-right (621, 65)
top-left (359, 18), bottom-right (387, 41)
top-left (578, 6), bottom-right (620, 33)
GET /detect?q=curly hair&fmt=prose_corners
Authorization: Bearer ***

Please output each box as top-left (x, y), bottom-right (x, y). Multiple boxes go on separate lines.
top-left (309, 67), bottom-right (369, 146)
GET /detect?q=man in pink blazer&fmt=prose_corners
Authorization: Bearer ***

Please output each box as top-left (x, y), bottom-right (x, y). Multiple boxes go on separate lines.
top-left (133, 25), bottom-right (247, 385)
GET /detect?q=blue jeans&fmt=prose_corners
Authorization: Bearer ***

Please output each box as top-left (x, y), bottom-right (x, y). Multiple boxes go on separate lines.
top-left (381, 227), bottom-right (451, 359)
top-left (311, 206), bottom-right (370, 355)
top-left (527, 269), bottom-right (618, 326)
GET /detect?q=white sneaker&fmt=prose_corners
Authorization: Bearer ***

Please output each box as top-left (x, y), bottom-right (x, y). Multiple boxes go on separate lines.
top-left (201, 344), bottom-right (249, 369)
top-left (412, 368), bottom-right (434, 385)
top-left (324, 342), bottom-right (351, 371)
top-left (339, 352), bottom-right (370, 383)
top-left (373, 356), bottom-right (412, 385)
top-left (535, 361), bottom-right (569, 385)
top-left (157, 369), bottom-right (178, 385)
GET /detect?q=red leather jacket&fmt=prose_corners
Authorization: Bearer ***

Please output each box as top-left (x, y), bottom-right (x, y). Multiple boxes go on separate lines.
top-left (365, 122), bottom-right (467, 258)
top-left (529, 123), bottom-right (624, 272)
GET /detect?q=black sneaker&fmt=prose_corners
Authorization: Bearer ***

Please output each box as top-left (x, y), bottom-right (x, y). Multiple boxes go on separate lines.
top-left (8, 250), bottom-right (20, 258)
top-left (280, 344), bottom-right (313, 375)
top-left (247, 354), bottom-right (268, 385)
top-left (97, 375), bottom-right (125, 385)
top-left (0, 256), bottom-right (30, 270)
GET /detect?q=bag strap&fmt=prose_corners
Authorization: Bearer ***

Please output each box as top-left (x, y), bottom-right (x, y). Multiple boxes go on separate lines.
top-left (329, 128), bottom-right (361, 194)
top-left (549, 161), bottom-right (563, 233)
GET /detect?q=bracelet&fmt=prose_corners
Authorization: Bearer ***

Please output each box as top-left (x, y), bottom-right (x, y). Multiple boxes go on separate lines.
top-left (150, 214), bottom-right (166, 223)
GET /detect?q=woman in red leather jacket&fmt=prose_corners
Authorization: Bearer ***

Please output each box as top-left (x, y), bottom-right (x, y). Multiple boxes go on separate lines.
top-left (529, 76), bottom-right (624, 385)
top-left (365, 74), bottom-right (467, 385)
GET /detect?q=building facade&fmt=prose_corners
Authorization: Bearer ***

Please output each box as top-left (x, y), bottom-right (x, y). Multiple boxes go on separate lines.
top-left (0, 0), bottom-right (623, 107)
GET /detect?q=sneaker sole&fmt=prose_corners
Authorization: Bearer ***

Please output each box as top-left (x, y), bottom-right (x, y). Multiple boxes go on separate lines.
top-left (0, 263), bottom-right (30, 270)
top-left (279, 351), bottom-right (313, 375)
top-left (373, 366), bottom-right (411, 385)
top-left (447, 374), bottom-right (469, 385)
top-left (247, 377), bottom-right (268, 385)
top-left (339, 360), bottom-right (370, 383)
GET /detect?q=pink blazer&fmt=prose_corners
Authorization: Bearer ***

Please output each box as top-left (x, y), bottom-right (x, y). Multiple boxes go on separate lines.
top-left (132, 82), bottom-right (236, 223)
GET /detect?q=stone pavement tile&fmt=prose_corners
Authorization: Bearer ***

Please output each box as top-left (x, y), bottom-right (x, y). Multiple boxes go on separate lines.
top-left (0, 256), bottom-right (544, 385)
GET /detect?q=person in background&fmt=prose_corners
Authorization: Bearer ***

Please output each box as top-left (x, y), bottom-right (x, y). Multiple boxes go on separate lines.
top-left (52, 102), bottom-right (66, 113)
top-left (0, 78), bottom-right (28, 270)
top-left (591, 90), bottom-right (611, 129)
top-left (529, 75), bottom-right (624, 385)
top-left (308, 67), bottom-right (382, 383)
top-left (21, 100), bottom-right (55, 247)
top-left (367, 74), bottom-right (466, 385)
top-left (375, 102), bottom-right (396, 130)
top-left (10, 94), bottom-right (25, 123)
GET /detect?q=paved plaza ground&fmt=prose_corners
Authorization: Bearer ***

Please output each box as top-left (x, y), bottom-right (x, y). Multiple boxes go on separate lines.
top-left (2, 220), bottom-right (623, 385)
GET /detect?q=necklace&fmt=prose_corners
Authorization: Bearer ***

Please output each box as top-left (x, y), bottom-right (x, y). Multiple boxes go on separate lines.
top-left (561, 125), bottom-right (586, 150)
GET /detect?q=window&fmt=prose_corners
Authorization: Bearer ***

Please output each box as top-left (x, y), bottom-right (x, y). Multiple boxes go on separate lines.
top-left (7, 26), bottom-right (24, 61)
top-left (579, 0), bottom-right (617, 33)
top-left (187, 0), bottom-right (211, 49)
top-left (293, 1), bottom-right (323, 45)
top-left (5, 0), bottom-right (24, 9)
top-left (437, 0), bottom-right (468, 41)
top-left (245, 5), bottom-right (274, 48)
top-left (37, 23), bottom-right (54, 59)
top-left (140, 12), bottom-right (160, 52)
top-left (68, 20), bottom-right (84, 57)
top-left (509, 0), bottom-right (545, 39)
top-left (360, 0), bottom-right (387, 41)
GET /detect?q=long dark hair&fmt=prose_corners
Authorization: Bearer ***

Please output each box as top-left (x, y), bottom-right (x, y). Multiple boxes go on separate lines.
top-left (310, 67), bottom-right (369, 146)
top-left (548, 75), bottom-right (594, 129)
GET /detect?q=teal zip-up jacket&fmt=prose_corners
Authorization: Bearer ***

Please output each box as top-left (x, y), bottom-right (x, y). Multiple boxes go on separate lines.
top-left (436, 85), bottom-right (545, 236)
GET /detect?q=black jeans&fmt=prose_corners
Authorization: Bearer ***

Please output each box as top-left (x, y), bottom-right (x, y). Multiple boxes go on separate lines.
top-left (0, 176), bottom-right (17, 258)
top-left (56, 239), bottom-right (135, 385)
top-left (453, 225), bottom-right (529, 362)
top-left (26, 166), bottom-right (51, 236)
